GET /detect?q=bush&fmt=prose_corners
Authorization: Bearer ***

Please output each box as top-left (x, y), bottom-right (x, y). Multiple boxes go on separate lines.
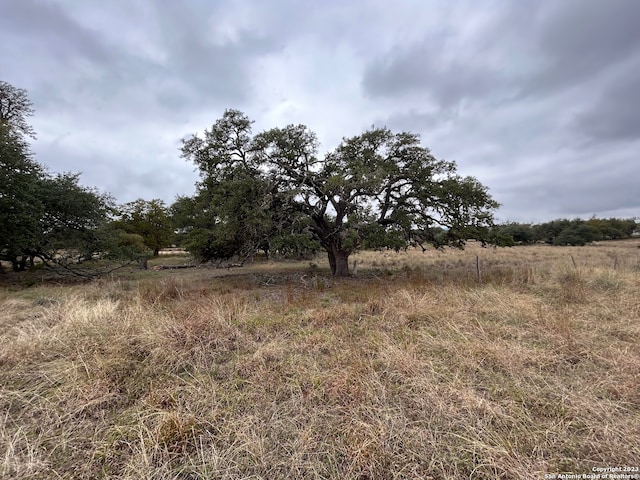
top-left (553, 224), bottom-right (600, 246)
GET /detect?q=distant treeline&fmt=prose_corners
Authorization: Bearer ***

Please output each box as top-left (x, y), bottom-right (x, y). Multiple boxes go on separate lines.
top-left (493, 218), bottom-right (638, 246)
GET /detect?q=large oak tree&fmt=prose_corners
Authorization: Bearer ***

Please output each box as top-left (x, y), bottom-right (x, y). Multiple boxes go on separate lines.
top-left (181, 110), bottom-right (499, 276)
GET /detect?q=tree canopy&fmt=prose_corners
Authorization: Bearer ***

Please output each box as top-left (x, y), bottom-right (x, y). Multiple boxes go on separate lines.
top-left (0, 80), bottom-right (36, 140)
top-left (493, 217), bottom-right (638, 246)
top-left (0, 128), bottom-right (116, 272)
top-left (0, 121), bottom-right (43, 270)
top-left (113, 199), bottom-right (173, 257)
top-left (180, 109), bottom-right (499, 276)
top-left (0, 80), bottom-right (136, 275)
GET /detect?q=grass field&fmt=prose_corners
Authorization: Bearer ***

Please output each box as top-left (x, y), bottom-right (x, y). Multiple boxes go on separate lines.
top-left (1, 241), bottom-right (639, 479)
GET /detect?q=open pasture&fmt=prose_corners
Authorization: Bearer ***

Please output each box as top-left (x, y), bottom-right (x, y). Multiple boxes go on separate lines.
top-left (1, 241), bottom-right (639, 479)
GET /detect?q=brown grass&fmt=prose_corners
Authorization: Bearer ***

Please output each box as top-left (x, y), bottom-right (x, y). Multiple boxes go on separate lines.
top-left (1, 241), bottom-right (639, 479)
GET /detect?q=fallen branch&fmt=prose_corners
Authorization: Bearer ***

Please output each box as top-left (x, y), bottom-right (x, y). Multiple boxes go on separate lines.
top-left (152, 264), bottom-right (199, 270)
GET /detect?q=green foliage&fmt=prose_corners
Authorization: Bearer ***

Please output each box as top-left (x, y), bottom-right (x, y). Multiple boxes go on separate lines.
top-left (0, 80), bottom-right (36, 140)
top-left (553, 223), bottom-right (600, 246)
top-left (181, 110), bottom-right (499, 275)
top-left (182, 227), bottom-right (240, 262)
top-left (534, 219), bottom-right (572, 244)
top-left (0, 80), bottom-right (139, 276)
top-left (494, 222), bottom-right (536, 244)
top-left (586, 217), bottom-right (636, 239)
top-left (171, 178), bottom-right (276, 262)
top-left (489, 229), bottom-right (516, 247)
top-left (359, 223), bottom-right (408, 252)
top-left (38, 173), bottom-right (113, 252)
top-left (178, 111), bottom-right (320, 263)
top-left (169, 195), bottom-right (198, 246)
top-left (114, 199), bottom-right (172, 256)
top-left (0, 122), bottom-right (43, 269)
top-left (494, 217), bottom-right (637, 247)
top-left (269, 232), bottom-right (321, 259)
top-left (1, 119), bottom-right (116, 271)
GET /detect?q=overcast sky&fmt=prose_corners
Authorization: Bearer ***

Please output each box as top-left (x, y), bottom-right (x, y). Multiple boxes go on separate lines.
top-left (1, 0), bottom-right (638, 223)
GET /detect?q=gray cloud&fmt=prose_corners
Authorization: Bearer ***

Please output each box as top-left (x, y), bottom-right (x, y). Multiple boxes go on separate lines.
top-left (361, 1), bottom-right (640, 222)
top-left (0, 0), bottom-right (638, 222)
top-left (494, 148), bottom-right (640, 218)
top-left (148, 1), bottom-right (281, 107)
top-left (572, 59), bottom-right (640, 143)
top-left (2, 0), bottom-right (286, 119)
top-left (523, 0), bottom-right (640, 95)
top-left (361, 1), bottom-right (541, 107)
top-left (362, 0), bottom-right (640, 107)
top-left (363, 46), bottom-right (503, 108)
top-left (34, 139), bottom-right (198, 204)
top-left (0, 0), bottom-right (112, 64)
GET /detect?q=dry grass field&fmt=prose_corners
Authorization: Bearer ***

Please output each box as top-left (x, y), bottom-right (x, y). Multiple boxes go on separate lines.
top-left (1, 241), bottom-right (639, 479)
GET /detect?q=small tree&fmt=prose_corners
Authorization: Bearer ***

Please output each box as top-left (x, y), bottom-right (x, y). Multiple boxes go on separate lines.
top-left (115, 199), bottom-right (173, 256)
top-left (36, 173), bottom-right (115, 263)
top-left (182, 110), bottom-right (499, 276)
top-left (495, 222), bottom-right (536, 245)
top-left (169, 195), bottom-right (198, 247)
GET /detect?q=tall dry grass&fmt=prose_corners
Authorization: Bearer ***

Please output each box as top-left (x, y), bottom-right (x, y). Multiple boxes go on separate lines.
top-left (1, 241), bottom-right (639, 479)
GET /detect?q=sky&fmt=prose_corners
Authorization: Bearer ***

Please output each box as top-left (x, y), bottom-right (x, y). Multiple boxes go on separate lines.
top-left (1, 0), bottom-right (639, 224)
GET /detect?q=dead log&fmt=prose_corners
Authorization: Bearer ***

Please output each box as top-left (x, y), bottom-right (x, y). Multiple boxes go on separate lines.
top-left (155, 264), bottom-right (198, 270)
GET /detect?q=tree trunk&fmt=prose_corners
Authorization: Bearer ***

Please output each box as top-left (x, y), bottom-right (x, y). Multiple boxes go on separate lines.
top-left (153, 248), bottom-right (160, 257)
top-left (12, 256), bottom-right (27, 272)
top-left (314, 216), bottom-right (351, 277)
top-left (327, 246), bottom-right (350, 277)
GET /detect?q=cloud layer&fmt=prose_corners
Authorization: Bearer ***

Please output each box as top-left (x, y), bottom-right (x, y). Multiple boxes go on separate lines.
top-left (1, 0), bottom-right (638, 222)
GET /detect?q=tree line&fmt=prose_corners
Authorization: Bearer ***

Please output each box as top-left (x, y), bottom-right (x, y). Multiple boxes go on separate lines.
top-left (493, 218), bottom-right (637, 247)
top-left (2, 81), bottom-right (636, 277)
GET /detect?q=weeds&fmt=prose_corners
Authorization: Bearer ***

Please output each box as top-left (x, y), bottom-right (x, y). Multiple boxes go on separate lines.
top-left (1, 241), bottom-right (639, 478)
